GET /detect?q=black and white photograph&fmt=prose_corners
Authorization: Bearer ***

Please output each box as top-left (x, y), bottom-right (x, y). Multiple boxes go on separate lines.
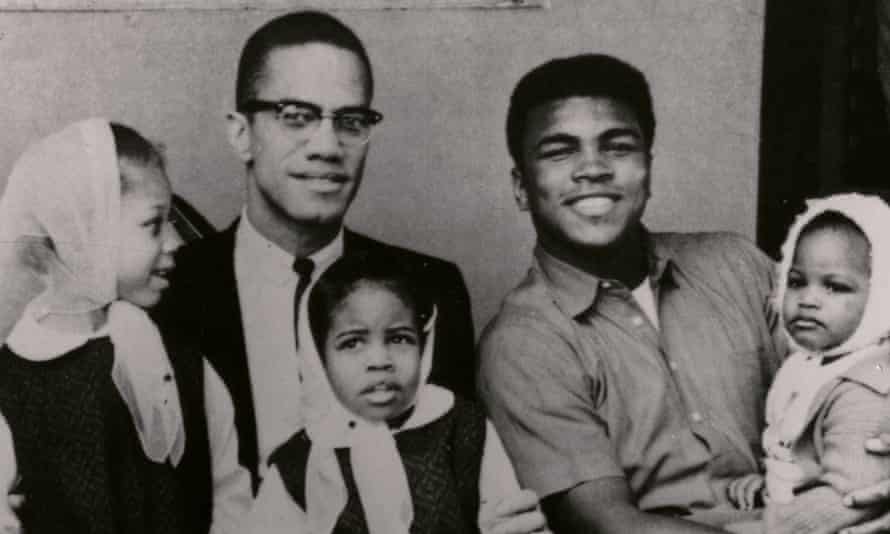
top-left (2, 1), bottom-right (890, 533)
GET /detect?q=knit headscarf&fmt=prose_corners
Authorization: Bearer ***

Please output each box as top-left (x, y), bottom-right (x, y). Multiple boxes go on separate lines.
top-left (0, 118), bottom-right (185, 466)
top-left (774, 193), bottom-right (890, 357)
top-left (295, 274), bottom-right (453, 534)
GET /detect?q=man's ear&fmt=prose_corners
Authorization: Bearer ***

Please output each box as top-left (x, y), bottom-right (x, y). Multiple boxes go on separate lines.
top-left (511, 167), bottom-right (529, 211)
top-left (226, 111), bottom-right (254, 164)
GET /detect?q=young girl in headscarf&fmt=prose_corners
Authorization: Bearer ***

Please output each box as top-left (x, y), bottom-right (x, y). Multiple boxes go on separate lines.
top-left (244, 255), bottom-right (550, 534)
top-left (0, 118), bottom-right (251, 534)
top-left (725, 193), bottom-right (890, 534)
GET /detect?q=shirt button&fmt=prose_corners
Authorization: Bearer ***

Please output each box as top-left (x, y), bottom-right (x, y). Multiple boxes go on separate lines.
top-left (601, 281), bottom-right (611, 289)
top-left (690, 412), bottom-right (703, 423)
top-left (669, 360), bottom-right (679, 371)
top-left (631, 316), bottom-right (645, 327)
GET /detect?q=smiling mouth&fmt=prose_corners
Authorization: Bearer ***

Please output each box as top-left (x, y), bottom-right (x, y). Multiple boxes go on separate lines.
top-left (292, 172), bottom-right (349, 183)
top-left (567, 194), bottom-right (621, 217)
top-left (151, 267), bottom-right (172, 279)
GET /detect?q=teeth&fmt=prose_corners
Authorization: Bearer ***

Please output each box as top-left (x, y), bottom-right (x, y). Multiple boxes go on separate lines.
top-left (574, 197), bottom-right (615, 216)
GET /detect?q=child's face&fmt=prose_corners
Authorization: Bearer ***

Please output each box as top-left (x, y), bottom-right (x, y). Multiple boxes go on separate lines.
top-left (115, 160), bottom-right (181, 308)
top-left (323, 283), bottom-right (422, 424)
top-left (783, 225), bottom-right (871, 352)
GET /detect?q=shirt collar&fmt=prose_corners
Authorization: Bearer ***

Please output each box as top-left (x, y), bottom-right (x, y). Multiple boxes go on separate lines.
top-left (6, 302), bottom-right (107, 361)
top-left (820, 343), bottom-right (890, 396)
top-left (534, 229), bottom-right (675, 319)
top-left (236, 208), bottom-right (344, 286)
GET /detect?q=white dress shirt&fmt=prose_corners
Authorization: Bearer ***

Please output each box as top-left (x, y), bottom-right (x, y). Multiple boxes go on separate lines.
top-left (234, 212), bottom-right (343, 474)
top-left (632, 276), bottom-right (660, 330)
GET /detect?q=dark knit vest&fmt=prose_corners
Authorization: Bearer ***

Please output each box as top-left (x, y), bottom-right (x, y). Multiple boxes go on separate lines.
top-left (270, 398), bottom-right (486, 534)
top-left (0, 335), bottom-right (212, 534)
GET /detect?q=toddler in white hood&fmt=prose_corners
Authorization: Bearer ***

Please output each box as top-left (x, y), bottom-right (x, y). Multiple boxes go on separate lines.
top-left (727, 193), bottom-right (890, 534)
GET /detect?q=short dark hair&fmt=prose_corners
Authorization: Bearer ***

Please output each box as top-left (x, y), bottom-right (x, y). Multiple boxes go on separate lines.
top-left (308, 255), bottom-right (433, 359)
top-left (235, 11), bottom-right (373, 111)
top-left (800, 210), bottom-right (869, 247)
top-left (109, 122), bottom-right (165, 192)
top-left (506, 53), bottom-right (655, 166)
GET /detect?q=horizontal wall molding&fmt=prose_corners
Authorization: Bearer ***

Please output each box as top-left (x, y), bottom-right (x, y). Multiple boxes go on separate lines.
top-left (0, 0), bottom-right (548, 11)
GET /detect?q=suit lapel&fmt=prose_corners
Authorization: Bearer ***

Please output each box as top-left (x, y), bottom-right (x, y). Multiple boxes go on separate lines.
top-left (200, 222), bottom-right (262, 492)
top-left (343, 228), bottom-right (375, 258)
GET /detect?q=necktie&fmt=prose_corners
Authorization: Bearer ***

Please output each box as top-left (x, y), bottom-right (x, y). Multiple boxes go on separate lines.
top-left (293, 257), bottom-right (315, 351)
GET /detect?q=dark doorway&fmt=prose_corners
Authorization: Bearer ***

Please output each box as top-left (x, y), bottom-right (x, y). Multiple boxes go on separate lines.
top-left (758, 0), bottom-right (890, 257)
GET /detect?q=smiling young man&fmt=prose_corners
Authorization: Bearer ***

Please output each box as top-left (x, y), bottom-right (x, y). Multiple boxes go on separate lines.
top-left (478, 54), bottom-right (787, 533)
top-left (154, 11), bottom-right (476, 492)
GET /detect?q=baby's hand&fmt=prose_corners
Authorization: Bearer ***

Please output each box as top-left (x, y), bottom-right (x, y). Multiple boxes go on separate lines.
top-left (727, 474), bottom-right (765, 511)
top-left (479, 489), bottom-right (550, 534)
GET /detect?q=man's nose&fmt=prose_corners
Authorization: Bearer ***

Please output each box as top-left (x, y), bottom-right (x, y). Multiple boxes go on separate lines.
top-left (304, 117), bottom-right (345, 161)
top-left (573, 147), bottom-right (611, 181)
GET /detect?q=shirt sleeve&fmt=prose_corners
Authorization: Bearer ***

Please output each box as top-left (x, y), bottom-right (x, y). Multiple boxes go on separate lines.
top-left (204, 361), bottom-right (254, 534)
top-left (765, 382), bottom-right (890, 534)
top-left (730, 232), bottom-right (788, 371)
top-left (478, 317), bottom-right (623, 498)
top-left (478, 420), bottom-right (521, 503)
top-left (239, 466), bottom-right (307, 534)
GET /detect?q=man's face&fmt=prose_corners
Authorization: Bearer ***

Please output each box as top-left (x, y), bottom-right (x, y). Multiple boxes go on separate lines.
top-left (233, 43), bottom-right (371, 230)
top-left (513, 96), bottom-right (651, 254)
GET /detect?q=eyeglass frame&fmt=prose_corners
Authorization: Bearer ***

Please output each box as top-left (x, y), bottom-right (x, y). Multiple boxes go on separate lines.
top-left (239, 98), bottom-right (383, 146)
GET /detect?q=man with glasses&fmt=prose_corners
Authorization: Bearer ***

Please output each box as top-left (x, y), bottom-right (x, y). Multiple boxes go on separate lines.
top-left (155, 10), bottom-right (476, 492)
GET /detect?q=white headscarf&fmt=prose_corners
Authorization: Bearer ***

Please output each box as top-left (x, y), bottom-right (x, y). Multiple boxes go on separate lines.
top-left (0, 118), bottom-right (185, 466)
top-left (764, 193), bottom-right (890, 502)
top-left (296, 281), bottom-right (454, 534)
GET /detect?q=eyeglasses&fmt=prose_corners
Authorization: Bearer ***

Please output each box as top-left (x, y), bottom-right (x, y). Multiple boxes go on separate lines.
top-left (240, 99), bottom-right (383, 146)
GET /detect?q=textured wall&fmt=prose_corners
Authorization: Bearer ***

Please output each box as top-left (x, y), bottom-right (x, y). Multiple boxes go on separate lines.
top-left (0, 0), bottom-right (765, 332)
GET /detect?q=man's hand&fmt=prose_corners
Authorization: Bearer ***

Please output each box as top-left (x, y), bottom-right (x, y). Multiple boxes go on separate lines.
top-left (838, 434), bottom-right (890, 534)
top-left (479, 489), bottom-right (551, 534)
top-left (726, 474), bottom-right (764, 511)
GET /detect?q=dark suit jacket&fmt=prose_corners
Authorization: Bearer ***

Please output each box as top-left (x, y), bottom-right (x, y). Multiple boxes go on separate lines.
top-left (153, 222), bottom-right (476, 492)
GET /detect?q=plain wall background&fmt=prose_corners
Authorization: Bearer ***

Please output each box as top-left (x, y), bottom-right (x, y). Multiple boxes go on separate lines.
top-left (0, 0), bottom-right (765, 333)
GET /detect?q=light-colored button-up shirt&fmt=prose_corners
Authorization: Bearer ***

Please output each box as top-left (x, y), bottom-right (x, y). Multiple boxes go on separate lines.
top-left (479, 231), bottom-right (785, 513)
top-left (234, 212), bottom-right (343, 473)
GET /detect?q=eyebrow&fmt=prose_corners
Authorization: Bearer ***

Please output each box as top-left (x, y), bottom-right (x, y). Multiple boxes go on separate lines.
top-left (600, 128), bottom-right (643, 141)
top-left (387, 325), bottom-right (419, 334)
top-left (534, 133), bottom-right (579, 150)
top-left (270, 99), bottom-right (373, 115)
top-left (333, 327), bottom-right (369, 340)
top-left (534, 127), bottom-right (643, 151)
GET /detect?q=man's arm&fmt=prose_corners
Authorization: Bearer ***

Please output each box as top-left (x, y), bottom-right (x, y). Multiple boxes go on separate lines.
top-left (478, 318), bottom-right (722, 534)
top-left (544, 478), bottom-right (723, 534)
top-left (427, 260), bottom-right (476, 399)
top-left (842, 433), bottom-right (890, 534)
